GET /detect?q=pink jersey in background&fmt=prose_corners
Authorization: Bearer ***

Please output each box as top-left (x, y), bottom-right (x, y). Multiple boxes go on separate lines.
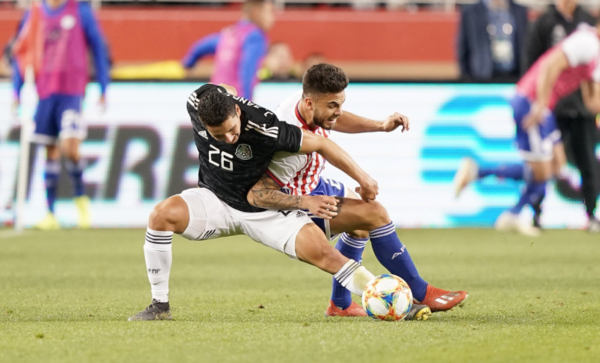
top-left (517, 24), bottom-right (600, 110)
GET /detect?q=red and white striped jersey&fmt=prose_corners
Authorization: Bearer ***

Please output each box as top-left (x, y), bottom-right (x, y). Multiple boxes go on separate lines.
top-left (267, 90), bottom-right (331, 195)
top-left (517, 24), bottom-right (600, 110)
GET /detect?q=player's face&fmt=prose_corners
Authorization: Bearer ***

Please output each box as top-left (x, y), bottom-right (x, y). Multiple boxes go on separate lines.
top-left (311, 91), bottom-right (345, 130)
top-left (252, 2), bottom-right (275, 32)
top-left (206, 105), bottom-right (242, 144)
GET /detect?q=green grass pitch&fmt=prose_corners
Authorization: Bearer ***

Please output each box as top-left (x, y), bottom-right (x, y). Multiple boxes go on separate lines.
top-left (1, 228), bottom-right (599, 363)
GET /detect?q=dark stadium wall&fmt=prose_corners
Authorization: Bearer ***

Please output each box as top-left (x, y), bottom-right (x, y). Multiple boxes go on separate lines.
top-left (0, 8), bottom-right (458, 63)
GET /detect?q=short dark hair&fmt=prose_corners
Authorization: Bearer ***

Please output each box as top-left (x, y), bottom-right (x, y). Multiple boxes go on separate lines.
top-left (197, 91), bottom-right (236, 127)
top-left (302, 63), bottom-right (349, 96)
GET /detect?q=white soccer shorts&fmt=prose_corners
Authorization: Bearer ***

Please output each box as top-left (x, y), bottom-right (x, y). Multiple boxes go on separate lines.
top-left (178, 187), bottom-right (313, 258)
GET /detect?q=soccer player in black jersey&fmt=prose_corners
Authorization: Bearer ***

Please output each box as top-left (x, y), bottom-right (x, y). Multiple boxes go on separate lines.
top-left (129, 84), bottom-right (380, 320)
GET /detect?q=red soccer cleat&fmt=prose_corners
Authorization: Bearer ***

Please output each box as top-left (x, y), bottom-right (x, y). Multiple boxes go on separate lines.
top-left (325, 300), bottom-right (367, 317)
top-left (416, 285), bottom-right (468, 312)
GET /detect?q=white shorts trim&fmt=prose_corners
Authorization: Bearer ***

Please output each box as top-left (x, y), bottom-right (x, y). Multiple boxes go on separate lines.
top-left (59, 128), bottom-right (88, 141)
top-left (520, 129), bottom-right (561, 162)
top-left (31, 133), bottom-right (58, 145)
top-left (178, 187), bottom-right (313, 258)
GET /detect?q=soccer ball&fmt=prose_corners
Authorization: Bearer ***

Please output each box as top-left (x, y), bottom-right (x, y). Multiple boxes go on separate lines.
top-left (362, 274), bottom-right (413, 321)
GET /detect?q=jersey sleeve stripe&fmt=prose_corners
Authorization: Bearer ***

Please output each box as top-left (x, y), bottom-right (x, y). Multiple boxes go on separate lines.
top-left (247, 120), bottom-right (279, 133)
top-left (266, 169), bottom-right (285, 187)
top-left (244, 124), bottom-right (278, 138)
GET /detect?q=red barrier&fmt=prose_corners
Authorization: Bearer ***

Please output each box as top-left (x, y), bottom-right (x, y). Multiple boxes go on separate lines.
top-left (0, 7), bottom-right (458, 63)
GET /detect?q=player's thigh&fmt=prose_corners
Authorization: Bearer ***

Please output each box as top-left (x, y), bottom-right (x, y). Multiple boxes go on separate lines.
top-left (309, 178), bottom-right (351, 238)
top-left (178, 188), bottom-right (240, 241)
top-left (238, 209), bottom-right (312, 259)
top-left (552, 142), bottom-right (566, 177)
top-left (60, 137), bottom-right (81, 160)
top-left (32, 96), bottom-right (60, 145)
top-left (329, 198), bottom-right (389, 235)
top-left (516, 114), bottom-right (559, 169)
top-left (57, 96), bottom-right (86, 142)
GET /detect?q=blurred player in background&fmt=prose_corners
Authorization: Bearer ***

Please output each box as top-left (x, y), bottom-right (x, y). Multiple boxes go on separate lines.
top-left (522, 0), bottom-right (599, 231)
top-left (129, 84), bottom-right (380, 321)
top-left (455, 22), bottom-right (600, 234)
top-left (11, 0), bottom-right (110, 230)
top-left (257, 42), bottom-right (296, 81)
top-left (181, 0), bottom-right (274, 100)
top-left (248, 64), bottom-right (468, 317)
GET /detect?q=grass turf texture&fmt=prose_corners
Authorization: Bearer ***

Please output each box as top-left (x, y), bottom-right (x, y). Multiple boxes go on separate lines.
top-left (1, 229), bottom-right (599, 363)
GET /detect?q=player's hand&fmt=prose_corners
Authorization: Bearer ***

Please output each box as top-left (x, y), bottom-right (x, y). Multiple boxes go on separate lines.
top-left (522, 103), bottom-right (547, 131)
top-left (382, 112), bottom-right (410, 132)
top-left (302, 195), bottom-right (338, 219)
top-left (355, 176), bottom-right (378, 202)
top-left (98, 95), bottom-right (107, 114)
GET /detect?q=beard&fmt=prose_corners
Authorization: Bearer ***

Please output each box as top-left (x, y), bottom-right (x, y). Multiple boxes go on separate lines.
top-left (313, 113), bottom-right (336, 130)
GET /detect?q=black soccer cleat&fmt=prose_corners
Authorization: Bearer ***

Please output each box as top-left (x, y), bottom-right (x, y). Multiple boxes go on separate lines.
top-left (405, 303), bottom-right (431, 321)
top-left (128, 299), bottom-right (172, 321)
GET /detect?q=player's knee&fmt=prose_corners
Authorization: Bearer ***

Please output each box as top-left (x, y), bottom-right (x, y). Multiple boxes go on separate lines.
top-left (149, 197), bottom-right (188, 232)
top-left (365, 201), bottom-right (391, 230)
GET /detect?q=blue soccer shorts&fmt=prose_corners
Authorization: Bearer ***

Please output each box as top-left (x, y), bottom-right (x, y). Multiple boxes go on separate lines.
top-left (32, 94), bottom-right (85, 145)
top-left (308, 177), bottom-right (347, 240)
top-left (511, 94), bottom-right (561, 162)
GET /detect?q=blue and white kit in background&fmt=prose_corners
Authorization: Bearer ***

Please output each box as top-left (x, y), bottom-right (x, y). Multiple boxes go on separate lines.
top-left (511, 94), bottom-right (561, 163)
top-left (512, 27), bottom-right (600, 162)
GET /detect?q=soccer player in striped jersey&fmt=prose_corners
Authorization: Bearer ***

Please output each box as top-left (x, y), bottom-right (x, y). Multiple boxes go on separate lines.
top-left (247, 64), bottom-right (468, 316)
top-left (455, 22), bottom-right (600, 234)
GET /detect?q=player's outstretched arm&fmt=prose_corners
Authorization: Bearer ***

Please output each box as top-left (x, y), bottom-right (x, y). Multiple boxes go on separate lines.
top-left (335, 111), bottom-right (410, 134)
top-left (581, 81), bottom-right (600, 114)
top-left (523, 48), bottom-right (570, 130)
top-left (299, 130), bottom-right (378, 201)
top-left (247, 174), bottom-right (338, 218)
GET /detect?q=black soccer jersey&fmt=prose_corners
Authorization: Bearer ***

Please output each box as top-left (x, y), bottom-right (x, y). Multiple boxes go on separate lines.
top-left (186, 84), bottom-right (303, 212)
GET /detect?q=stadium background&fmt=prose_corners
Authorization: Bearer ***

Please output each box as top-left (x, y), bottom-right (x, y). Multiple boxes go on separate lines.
top-left (0, 0), bottom-right (599, 228)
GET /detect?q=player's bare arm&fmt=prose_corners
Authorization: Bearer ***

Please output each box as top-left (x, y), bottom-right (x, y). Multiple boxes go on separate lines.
top-left (247, 174), bottom-right (339, 219)
top-left (581, 81), bottom-right (600, 114)
top-left (335, 111), bottom-right (410, 133)
top-left (524, 49), bottom-right (570, 130)
top-left (299, 130), bottom-right (379, 201)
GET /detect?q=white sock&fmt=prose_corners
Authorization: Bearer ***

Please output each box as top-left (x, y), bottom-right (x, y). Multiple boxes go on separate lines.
top-left (144, 227), bottom-right (173, 303)
top-left (333, 260), bottom-right (375, 296)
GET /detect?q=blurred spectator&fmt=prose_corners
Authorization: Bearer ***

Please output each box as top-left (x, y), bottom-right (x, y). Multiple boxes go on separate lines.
top-left (181, 0), bottom-right (274, 99)
top-left (258, 42), bottom-right (296, 81)
top-left (457, 0), bottom-right (528, 82)
top-left (300, 52), bottom-right (327, 76)
top-left (522, 0), bottom-right (599, 226)
top-left (11, 0), bottom-right (110, 230)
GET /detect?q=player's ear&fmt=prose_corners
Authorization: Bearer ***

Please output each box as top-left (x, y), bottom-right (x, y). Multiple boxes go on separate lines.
top-left (235, 104), bottom-right (241, 118)
top-left (305, 96), bottom-right (315, 111)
